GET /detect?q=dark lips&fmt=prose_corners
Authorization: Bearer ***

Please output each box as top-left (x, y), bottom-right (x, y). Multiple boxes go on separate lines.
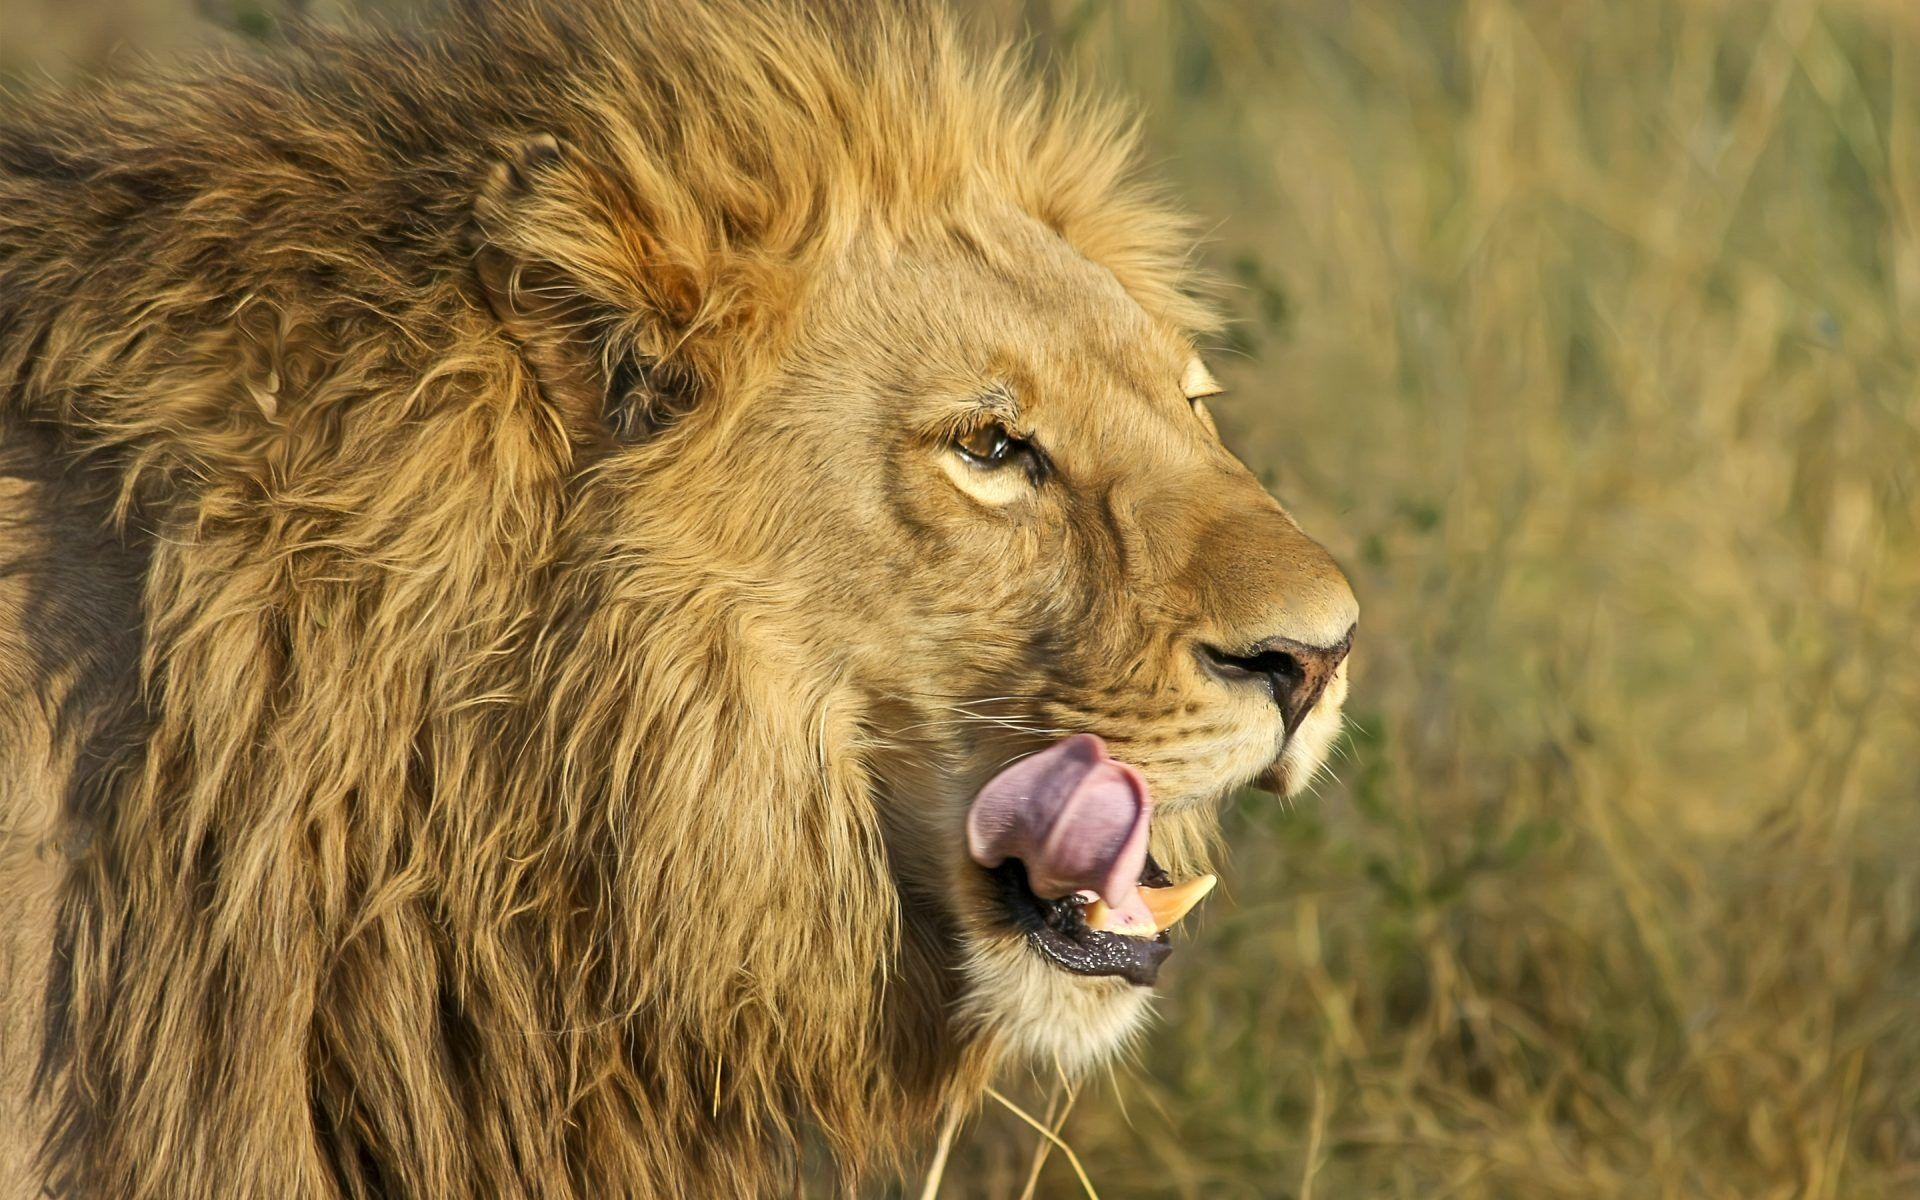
top-left (987, 855), bottom-right (1176, 987)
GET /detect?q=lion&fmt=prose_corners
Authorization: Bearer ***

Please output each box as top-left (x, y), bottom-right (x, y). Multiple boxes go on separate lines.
top-left (0, 1), bottom-right (1358, 1196)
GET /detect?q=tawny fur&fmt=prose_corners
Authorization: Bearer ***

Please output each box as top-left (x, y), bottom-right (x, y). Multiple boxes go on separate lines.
top-left (0, 2), bottom-right (1356, 1196)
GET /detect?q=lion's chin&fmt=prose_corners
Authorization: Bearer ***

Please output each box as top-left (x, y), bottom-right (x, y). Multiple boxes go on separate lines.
top-left (957, 930), bottom-right (1155, 1076)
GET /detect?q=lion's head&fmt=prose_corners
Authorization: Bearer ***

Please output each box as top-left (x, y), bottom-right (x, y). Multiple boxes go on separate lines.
top-left (470, 12), bottom-right (1358, 1085)
top-left (705, 208), bottom-right (1359, 1074)
top-left (5, 1), bottom-right (1352, 1195)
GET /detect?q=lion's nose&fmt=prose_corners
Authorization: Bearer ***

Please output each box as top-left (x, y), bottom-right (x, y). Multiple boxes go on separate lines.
top-left (1174, 480), bottom-right (1359, 731)
top-left (1200, 626), bottom-right (1354, 734)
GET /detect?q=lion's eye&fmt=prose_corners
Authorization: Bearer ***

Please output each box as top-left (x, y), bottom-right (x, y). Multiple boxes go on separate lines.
top-left (939, 418), bottom-right (1048, 502)
top-left (954, 424), bottom-right (1025, 468)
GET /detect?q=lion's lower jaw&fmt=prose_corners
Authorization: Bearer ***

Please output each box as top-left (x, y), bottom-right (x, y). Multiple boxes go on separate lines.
top-left (956, 933), bottom-right (1156, 1078)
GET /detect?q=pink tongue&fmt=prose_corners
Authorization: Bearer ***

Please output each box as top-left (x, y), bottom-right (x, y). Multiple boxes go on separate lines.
top-left (965, 734), bottom-right (1151, 909)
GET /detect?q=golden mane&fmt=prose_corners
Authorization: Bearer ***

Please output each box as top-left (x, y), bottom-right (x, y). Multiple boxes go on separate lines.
top-left (0, 1), bottom-right (1214, 1195)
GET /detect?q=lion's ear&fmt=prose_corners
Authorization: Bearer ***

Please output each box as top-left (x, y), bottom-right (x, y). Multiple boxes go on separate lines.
top-left (472, 135), bottom-right (701, 444)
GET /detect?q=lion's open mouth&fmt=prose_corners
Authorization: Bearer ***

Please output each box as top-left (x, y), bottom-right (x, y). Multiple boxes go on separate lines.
top-left (986, 855), bottom-right (1205, 985)
top-left (967, 734), bottom-right (1216, 987)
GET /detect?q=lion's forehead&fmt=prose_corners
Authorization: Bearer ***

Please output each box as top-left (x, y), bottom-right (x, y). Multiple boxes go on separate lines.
top-left (824, 220), bottom-right (1196, 403)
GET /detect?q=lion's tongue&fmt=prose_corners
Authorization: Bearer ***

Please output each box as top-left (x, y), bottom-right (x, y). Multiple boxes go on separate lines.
top-left (964, 733), bottom-right (1155, 922)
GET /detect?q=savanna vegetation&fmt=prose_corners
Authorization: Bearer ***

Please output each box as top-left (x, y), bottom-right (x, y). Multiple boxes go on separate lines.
top-left (7, 2), bottom-right (1917, 1197)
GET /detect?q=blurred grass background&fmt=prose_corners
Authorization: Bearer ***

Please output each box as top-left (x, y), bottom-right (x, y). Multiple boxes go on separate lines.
top-left (7, 2), bottom-right (1919, 1197)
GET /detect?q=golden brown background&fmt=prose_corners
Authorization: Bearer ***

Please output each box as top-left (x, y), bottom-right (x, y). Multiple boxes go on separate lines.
top-left (6, 2), bottom-right (1918, 1196)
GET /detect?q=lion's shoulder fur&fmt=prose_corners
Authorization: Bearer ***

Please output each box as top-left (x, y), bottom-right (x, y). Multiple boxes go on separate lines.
top-left (0, 2), bottom-right (1205, 1195)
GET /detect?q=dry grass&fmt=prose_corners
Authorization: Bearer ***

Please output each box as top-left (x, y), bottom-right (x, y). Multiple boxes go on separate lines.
top-left (10, 2), bottom-right (1920, 1197)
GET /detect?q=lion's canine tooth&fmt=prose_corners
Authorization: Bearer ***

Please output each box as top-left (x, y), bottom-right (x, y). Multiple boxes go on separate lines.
top-left (1083, 874), bottom-right (1218, 936)
top-left (1141, 874), bottom-right (1217, 931)
top-left (1083, 898), bottom-right (1157, 937)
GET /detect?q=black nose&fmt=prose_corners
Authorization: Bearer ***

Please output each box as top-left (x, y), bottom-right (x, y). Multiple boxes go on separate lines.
top-left (1201, 625), bottom-right (1354, 734)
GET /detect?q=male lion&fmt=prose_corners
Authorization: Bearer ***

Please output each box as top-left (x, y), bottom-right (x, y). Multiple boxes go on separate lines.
top-left (0, 1), bottom-right (1357, 1195)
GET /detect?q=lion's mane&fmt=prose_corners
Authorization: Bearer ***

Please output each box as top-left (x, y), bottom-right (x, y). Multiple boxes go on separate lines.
top-left (0, 1), bottom-right (1209, 1196)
